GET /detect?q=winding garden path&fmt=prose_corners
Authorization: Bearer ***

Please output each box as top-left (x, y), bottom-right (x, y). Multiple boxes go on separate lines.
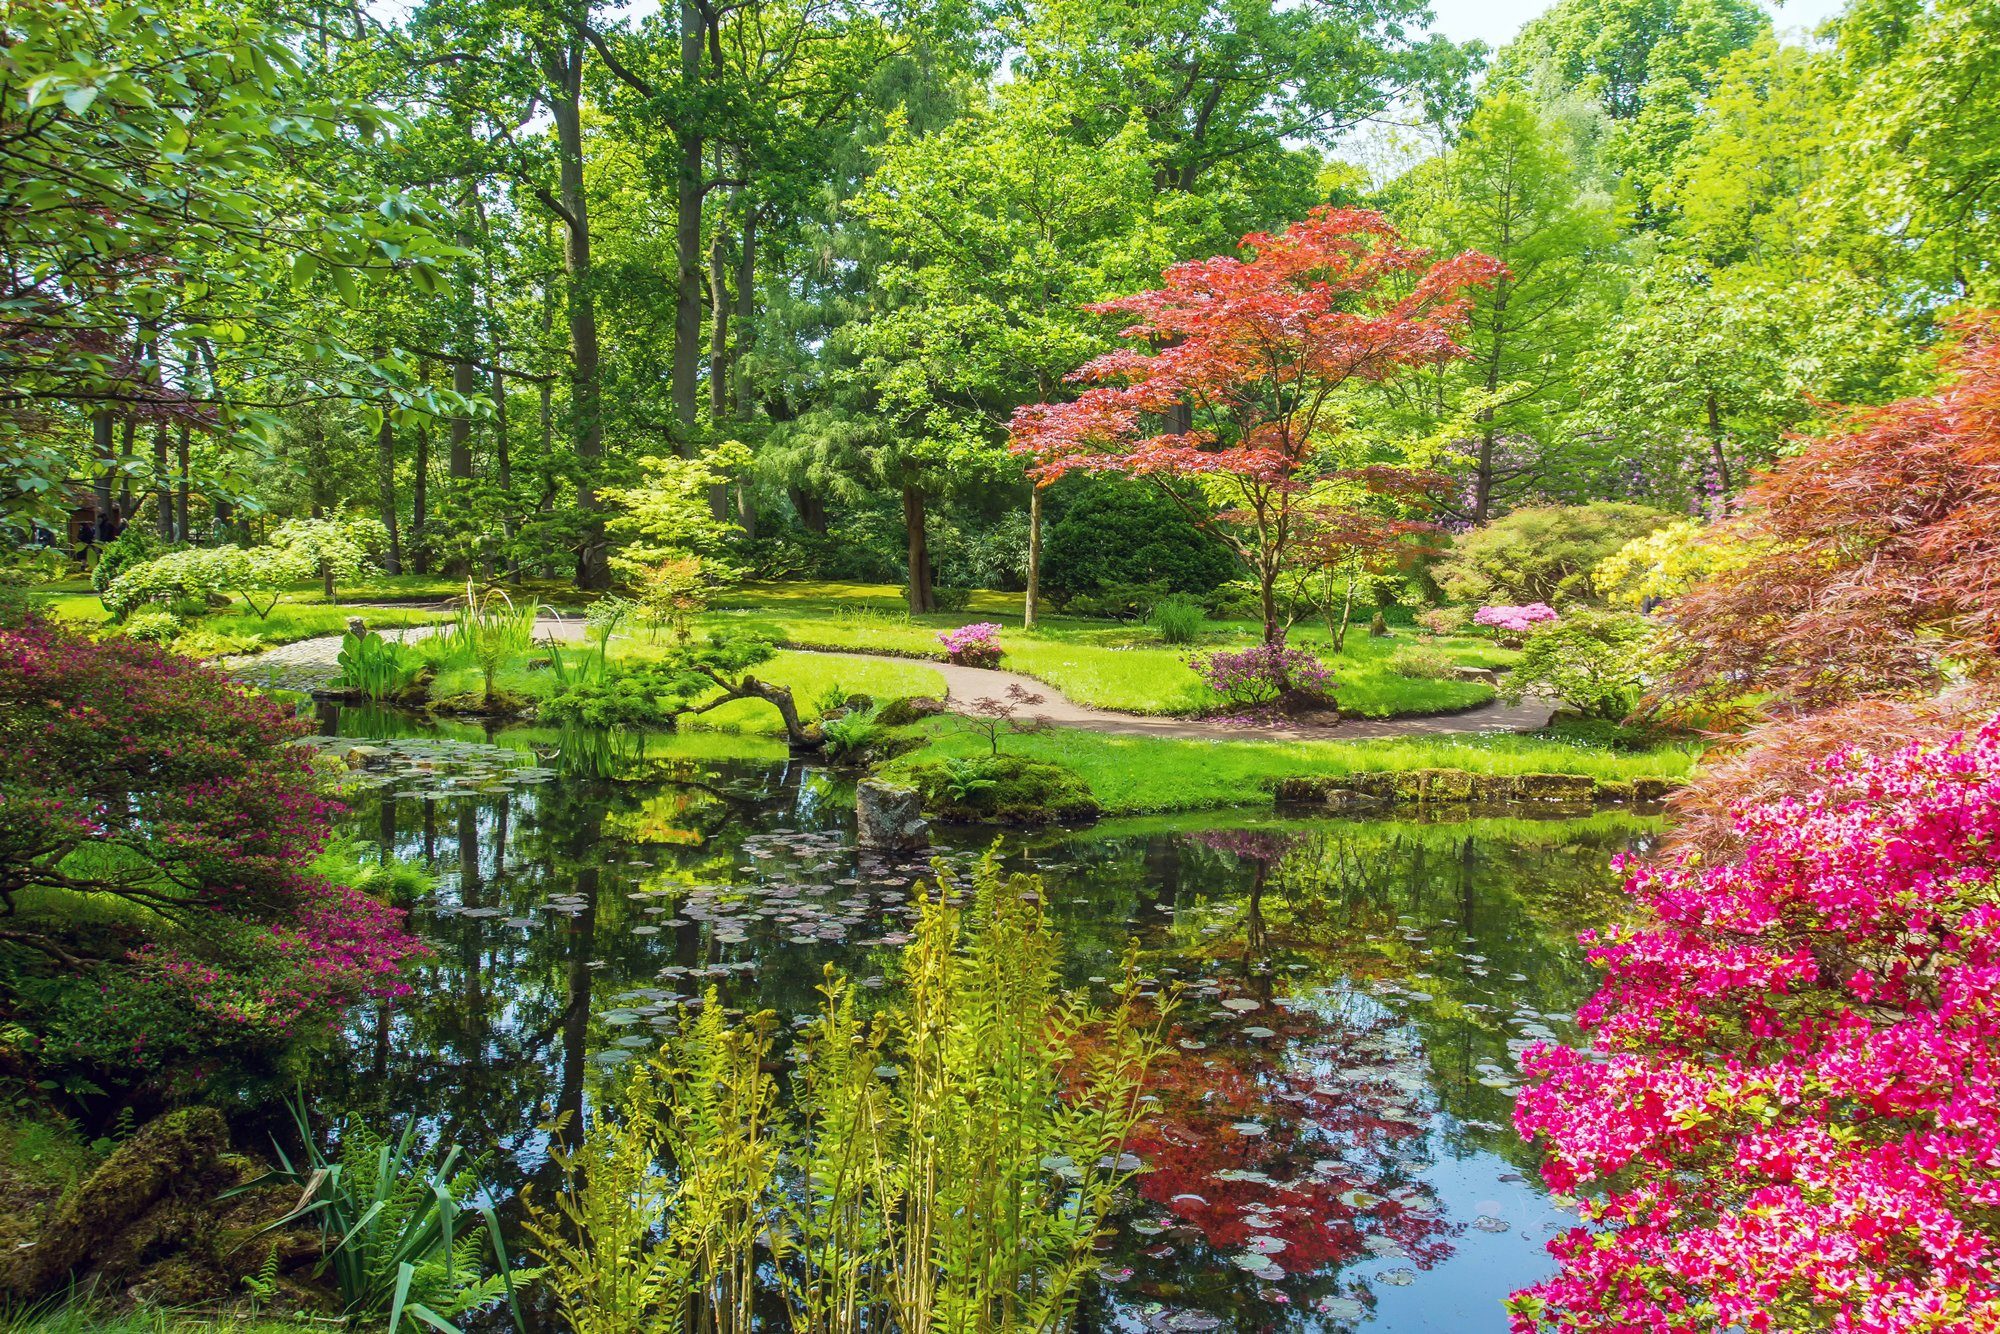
top-left (228, 614), bottom-right (1556, 742)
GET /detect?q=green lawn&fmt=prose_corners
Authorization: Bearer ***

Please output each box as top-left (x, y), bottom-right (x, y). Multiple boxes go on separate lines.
top-left (32, 588), bottom-right (445, 656)
top-left (881, 720), bottom-right (1700, 815)
top-left (701, 581), bottom-right (1509, 719)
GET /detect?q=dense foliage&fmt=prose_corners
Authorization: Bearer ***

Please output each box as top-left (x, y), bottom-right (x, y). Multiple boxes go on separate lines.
top-left (1513, 719), bottom-right (2000, 1333)
top-left (0, 617), bottom-right (422, 1085)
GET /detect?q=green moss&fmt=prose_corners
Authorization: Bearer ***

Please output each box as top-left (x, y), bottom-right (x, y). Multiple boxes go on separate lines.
top-left (906, 755), bottom-right (1100, 824)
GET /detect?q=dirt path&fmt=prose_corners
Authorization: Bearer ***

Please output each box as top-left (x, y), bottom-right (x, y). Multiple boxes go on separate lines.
top-left (229, 615), bottom-right (1555, 742)
top-left (809, 651), bottom-right (1555, 742)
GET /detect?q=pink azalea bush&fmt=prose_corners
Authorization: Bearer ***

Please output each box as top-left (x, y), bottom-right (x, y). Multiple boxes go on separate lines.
top-left (1188, 643), bottom-right (1334, 707)
top-left (0, 615), bottom-right (424, 1080)
top-left (1511, 717), bottom-right (2000, 1333)
top-left (938, 621), bottom-right (1004, 667)
top-left (1474, 602), bottom-right (1559, 635)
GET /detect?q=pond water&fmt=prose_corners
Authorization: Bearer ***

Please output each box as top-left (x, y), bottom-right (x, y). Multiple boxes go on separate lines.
top-left (305, 708), bottom-right (1653, 1333)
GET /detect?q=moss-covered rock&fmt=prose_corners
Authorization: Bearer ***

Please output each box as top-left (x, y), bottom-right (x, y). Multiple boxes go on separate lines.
top-left (0, 1106), bottom-right (310, 1305)
top-left (876, 694), bottom-right (947, 727)
top-left (1592, 778), bottom-right (1636, 803)
top-left (907, 755), bottom-right (1100, 825)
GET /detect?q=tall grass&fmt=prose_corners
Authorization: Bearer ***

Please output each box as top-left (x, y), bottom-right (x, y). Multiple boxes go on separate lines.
top-left (526, 851), bottom-right (1170, 1334)
top-left (420, 582), bottom-right (542, 705)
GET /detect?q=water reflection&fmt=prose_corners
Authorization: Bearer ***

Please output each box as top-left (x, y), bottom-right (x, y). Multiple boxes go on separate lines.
top-left (307, 713), bottom-right (1649, 1332)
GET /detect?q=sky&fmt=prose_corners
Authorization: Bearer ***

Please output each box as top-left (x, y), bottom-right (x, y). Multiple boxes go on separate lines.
top-left (1424, 0), bottom-right (1849, 50)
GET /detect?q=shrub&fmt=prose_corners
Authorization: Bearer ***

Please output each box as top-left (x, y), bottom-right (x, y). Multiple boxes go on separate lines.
top-left (0, 617), bottom-right (423, 1089)
top-left (931, 585), bottom-right (972, 613)
top-left (1039, 478), bottom-right (1237, 602)
top-left (1414, 605), bottom-right (1471, 636)
top-left (268, 513), bottom-right (389, 599)
top-left (88, 524), bottom-right (169, 594)
top-left (908, 755), bottom-right (1099, 824)
top-left (1512, 718), bottom-right (2000, 1333)
top-left (1061, 580), bottom-right (1169, 620)
top-left (118, 607), bottom-right (183, 644)
top-left (1437, 503), bottom-right (1674, 606)
top-left (1504, 610), bottom-right (1653, 721)
top-left (1147, 594), bottom-right (1207, 645)
top-left (1187, 643), bottom-right (1334, 707)
top-left (937, 621), bottom-right (1003, 667)
top-left (1474, 602), bottom-right (1560, 636)
top-left (104, 544), bottom-right (309, 619)
top-left (1384, 643), bottom-right (1459, 680)
top-left (1594, 519), bottom-right (1759, 608)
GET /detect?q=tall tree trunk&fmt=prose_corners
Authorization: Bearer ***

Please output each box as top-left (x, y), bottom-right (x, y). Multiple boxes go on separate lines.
top-left (734, 206), bottom-right (756, 412)
top-left (175, 424), bottom-right (190, 544)
top-left (412, 415), bottom-right (431, 577)
top-left (790, 485), bottom-right (826, 534)
top-left (153, 419), bottom-right (173, 540)
top-left (116, 413), bottom-right (136, 520)
top-left (1024, 486), bottom-right (1042, 628)
top-left (448, 357), bottom-right (476, 483)
top-left (670, 0), bottom-right (706, 449)
top-left (903, 482), bottom-right (935, 613)
top-left (704, 210), bottom-right (731, 520)
top-left (377, 408), bottom-right (402, 575)
top-left (548, 39), bottom-right (607, 589)
top-left (90, 413), bottom-right (114, 545)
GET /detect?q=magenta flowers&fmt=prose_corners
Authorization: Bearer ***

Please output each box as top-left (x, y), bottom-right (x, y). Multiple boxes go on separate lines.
top-left (1474, 602), bottom-right (1559, 635)
top-left (1188, 644), bottom-right (1334, 706)
top-left (1511, 717), bottom-right (2000, 1333)
top-left (938, 621), bottom-right (1004, 667)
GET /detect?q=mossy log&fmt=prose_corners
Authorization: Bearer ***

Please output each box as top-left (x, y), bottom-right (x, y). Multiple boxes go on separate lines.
top-left (1272, 768), bottom-right (1681, 812)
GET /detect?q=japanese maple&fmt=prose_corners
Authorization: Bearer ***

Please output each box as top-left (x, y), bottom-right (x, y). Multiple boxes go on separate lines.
top-left (1659, 317), bottom-right (2000, 717)
top-left (0, 616), bottom-right (422, 1068)
top-left (1512, 716), bottom-right (2000, 1333)
top-left (1009, 207), bottom-right (1502, 646)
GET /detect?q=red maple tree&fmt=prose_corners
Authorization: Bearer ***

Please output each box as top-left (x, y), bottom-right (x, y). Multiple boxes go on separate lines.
top-left (1659, 316), bottom-right (2000, 718)
top-left (1009, 207), bottom-right (1502, 644)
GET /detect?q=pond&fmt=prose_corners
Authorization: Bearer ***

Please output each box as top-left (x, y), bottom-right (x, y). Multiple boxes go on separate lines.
top-left (304, 708), bottom-right (1653, 1333)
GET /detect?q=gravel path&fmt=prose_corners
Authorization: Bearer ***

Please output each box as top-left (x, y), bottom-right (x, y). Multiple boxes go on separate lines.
top-left (229, 615), bottom-right (1554, 741)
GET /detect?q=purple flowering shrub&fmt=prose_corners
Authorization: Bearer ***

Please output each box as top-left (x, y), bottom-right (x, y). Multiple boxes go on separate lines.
top-left (1188, 644), bottom-right (1335, 707)
top-left (0, 616), bottom-right (424, 1084)
top-left (1473, 603), bottom-right (1559, 635)
top-left (938, 621), bottom-right (1004, 667)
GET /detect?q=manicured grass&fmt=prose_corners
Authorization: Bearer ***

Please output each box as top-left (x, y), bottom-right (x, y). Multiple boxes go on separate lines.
top-left (31, 589), bottom-right (445, 654)
top-left (701, 581), bottom-right (1507, 719)
top-left (881, 721), bottom-right (1700, 815)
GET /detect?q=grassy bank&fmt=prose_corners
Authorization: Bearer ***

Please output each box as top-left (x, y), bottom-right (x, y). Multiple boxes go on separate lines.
top-left (880, 721), bottom-right (1700, 815)
top-left (704, 581), bottom-right (1509, 719)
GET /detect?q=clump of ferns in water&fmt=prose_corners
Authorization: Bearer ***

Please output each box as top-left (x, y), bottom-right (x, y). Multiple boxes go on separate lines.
top-left (1509, 716), bottom-right (2000, 1333)
top-left (0, 616), bottom-right (424, 1090)
top-left (524, 850), bottom-right (1171, 1334)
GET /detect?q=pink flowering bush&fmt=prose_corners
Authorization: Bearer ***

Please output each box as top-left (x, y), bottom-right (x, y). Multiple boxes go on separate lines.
top-left (1511, 717), bottom-right (2000, 1334)
top-left (938, 621), bottom-right (1004, 667)
top-left (1188, 643), bottom-right (1334, 707)
top-left (1474, 602), bottom-right (1559, 635)
top-left (0, 615), bottom-right (423, 1085)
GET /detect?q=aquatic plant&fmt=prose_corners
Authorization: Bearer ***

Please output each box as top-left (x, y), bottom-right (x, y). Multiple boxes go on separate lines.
top-left (1511, 716), bottom-right (2000, 1333)
top-left (332, 630), bottom-right (426, 700)
top-left (526, 852), bottom-right (1168, 1334)
top-left (232, 1096), bottom-right (531, 1334)
top-left (818, 704), bottom-right (886, 763)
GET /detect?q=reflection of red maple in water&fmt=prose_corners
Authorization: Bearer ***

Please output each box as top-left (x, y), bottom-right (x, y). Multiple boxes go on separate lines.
top-left (1122, 999), bottom-right (1458, 1280)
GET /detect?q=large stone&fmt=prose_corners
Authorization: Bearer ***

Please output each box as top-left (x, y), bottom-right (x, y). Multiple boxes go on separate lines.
top-left (856, 780), bottom-right (929, 851)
